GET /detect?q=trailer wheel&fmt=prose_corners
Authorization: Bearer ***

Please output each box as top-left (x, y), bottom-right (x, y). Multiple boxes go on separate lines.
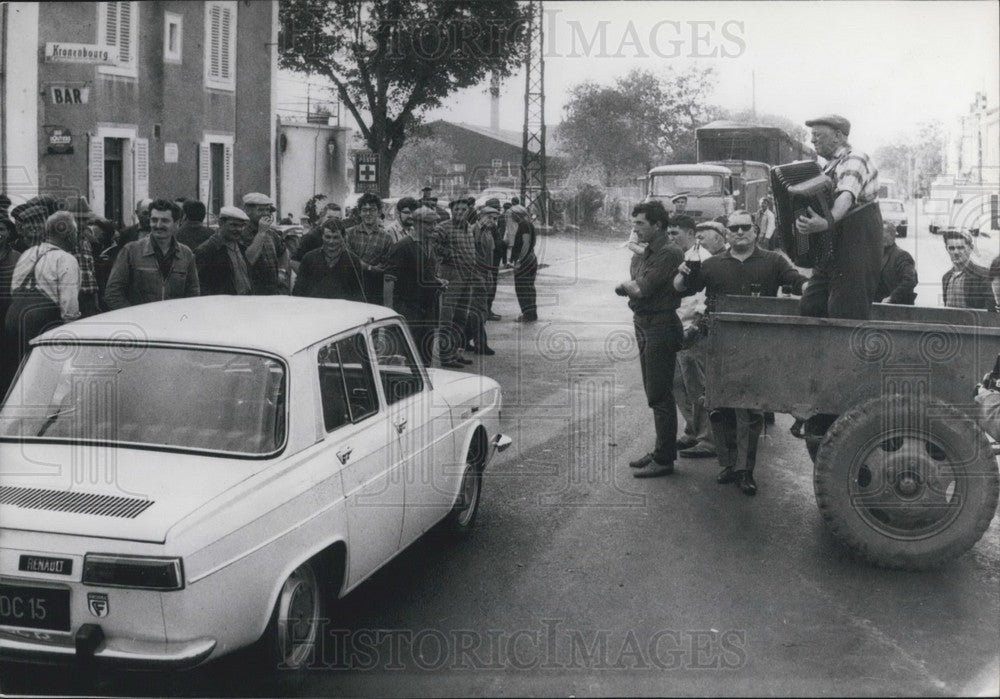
top-left (813, 396), bottom-right (999, 570)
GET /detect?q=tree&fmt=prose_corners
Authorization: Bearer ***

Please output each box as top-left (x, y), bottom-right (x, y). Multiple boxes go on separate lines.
top-left (280, 0), bottom-right (530, 196)
top-left (875, 121), bottom-right (945, 198)
top-left (390, 136), bottom-right (457, 194)
top-left (558, 67), bottom-right (719, 185)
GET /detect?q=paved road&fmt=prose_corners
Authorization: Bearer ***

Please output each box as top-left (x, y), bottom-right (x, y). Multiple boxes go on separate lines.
top-left (3, 231), bottom-right (998, 697)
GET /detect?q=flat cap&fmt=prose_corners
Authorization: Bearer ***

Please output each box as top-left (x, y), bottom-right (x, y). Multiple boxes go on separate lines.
top-left (219, 205), bottom-right (250, 222)
top-left (479, 206), bottom-right (500, 215)
top-left (805, 114), bottom-right (851, 136)
top-left (242, 192), bottom-right (274, 206)
top-left (695, 221), bottom-right (728, 237)
top-left (411, 206), bottom-right (440, 223)
top-left (484, 198), bottom-right (502, 209)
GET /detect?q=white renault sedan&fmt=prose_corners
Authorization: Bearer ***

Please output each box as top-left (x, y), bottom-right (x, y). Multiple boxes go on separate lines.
top-left (0, 297), bottom-right (509, 670)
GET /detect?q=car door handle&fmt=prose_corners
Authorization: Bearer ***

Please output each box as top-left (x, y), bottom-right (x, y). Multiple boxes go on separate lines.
top-left (336, 446), bottom-right (353, 465)
top-left (393, 417), bottom-right (408, 434)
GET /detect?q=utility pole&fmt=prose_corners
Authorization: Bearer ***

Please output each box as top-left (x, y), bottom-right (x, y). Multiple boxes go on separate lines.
top-left (521, 0), bottom-right (547, 226)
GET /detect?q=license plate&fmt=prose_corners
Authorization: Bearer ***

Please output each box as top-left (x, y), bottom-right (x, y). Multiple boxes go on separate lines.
top-left (0, 584), bottom-right (71, 632)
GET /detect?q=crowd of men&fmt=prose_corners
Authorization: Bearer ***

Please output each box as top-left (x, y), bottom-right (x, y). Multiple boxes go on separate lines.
top-left (0, 187), bottom-right (539, 391)
top-left (616, 113), bottom-right (1000, 497)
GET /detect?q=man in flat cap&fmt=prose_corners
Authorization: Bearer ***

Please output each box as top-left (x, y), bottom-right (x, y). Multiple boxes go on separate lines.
top-left (384, 207), bottom-right (444, 364)
top-left (195, 206), bottom-right (254, 295)
top-left (241, 192), bottom-right (282, 294)
top-left (797, 114), bottom-right (883, 320)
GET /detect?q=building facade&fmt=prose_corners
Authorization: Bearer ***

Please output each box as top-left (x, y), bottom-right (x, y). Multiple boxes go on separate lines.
top-left (1, 1), bottom-right (277, 226)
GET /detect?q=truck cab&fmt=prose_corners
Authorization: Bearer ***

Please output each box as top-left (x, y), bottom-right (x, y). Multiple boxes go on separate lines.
top-left (646, 163), bottom-right (737, 222)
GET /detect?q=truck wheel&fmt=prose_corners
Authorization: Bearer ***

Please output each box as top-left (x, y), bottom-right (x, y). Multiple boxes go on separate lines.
top-left (262, 560), bottom-right (324, 669)
top-left (813, 396), bottom-right (999, 570)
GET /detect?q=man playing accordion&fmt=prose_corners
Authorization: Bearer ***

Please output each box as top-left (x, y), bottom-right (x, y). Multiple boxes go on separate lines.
top-left (796, 114), bottom-right (883, 320)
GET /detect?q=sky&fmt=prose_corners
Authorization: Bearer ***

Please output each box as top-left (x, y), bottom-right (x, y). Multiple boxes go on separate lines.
top-left (276, 0), bottom-right (1000, 153)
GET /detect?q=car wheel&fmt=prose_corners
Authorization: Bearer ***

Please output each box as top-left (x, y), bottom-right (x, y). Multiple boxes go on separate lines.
top-left (263, 560), bottom-right (324, 669)
top-left (813, 396), bottom-right (999, 570)
top-left (443, 455), bottom-right (483, 533)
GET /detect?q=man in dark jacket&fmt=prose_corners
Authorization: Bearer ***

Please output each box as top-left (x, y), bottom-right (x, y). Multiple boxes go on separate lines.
top-left (942, 229), bottom-right (992, 310)
top-left (876, 221), bottom-right (917, 304)
top-left (175, 200), bottom-right (214, 250)
top-left (292, 224), bottom-right (365, 302)
top-left (195, 207), bottom-right (254, 295)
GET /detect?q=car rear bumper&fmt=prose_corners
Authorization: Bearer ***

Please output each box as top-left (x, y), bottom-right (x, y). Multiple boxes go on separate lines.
top-left (0, 626), bottom-right (216, 670)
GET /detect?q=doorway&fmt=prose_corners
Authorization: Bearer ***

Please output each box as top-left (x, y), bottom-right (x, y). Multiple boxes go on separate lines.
top-left (104, 137), bottom-right (125, 227)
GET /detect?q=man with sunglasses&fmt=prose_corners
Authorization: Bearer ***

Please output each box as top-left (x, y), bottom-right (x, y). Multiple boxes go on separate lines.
top-left (674, 211), bottom-right (808, 495)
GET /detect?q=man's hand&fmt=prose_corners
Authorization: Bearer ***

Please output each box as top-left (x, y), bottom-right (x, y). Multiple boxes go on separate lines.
top-left (614, 283), bottom-right (629, 297)
top-left (615, 280), bottom-right (641, 298)
top-left (795, 206), bottom-right (829, 234)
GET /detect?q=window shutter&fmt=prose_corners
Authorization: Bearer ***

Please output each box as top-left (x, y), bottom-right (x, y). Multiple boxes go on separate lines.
top-left (134, 138), bottom-right (149, 202)
top-left (118, 2), bottom-right (131, 64)
top-left (90, 136), bottom-right (106, 219)
top-left (198, 143), bottom-right (211, 205)
top-left (220, 6), bottom-right (232, 80)
top-left (209, 5), bottom-right (221, 79)
top-left (223, 142), bottom-right (234, 207)
top-left (104, 2), bottom-right (119, 49)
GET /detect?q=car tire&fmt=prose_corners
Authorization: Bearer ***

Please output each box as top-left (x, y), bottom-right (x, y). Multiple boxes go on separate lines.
top-left (261, 559), bottom-right (325, 670)
top-left (443, 454), bottom-right (484, 534)
top-left (813, 395), bottom-right (999, 570)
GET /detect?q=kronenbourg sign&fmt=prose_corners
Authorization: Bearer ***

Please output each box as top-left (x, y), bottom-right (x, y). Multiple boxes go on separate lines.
top-left (44, 43), bottom-right (119, 65)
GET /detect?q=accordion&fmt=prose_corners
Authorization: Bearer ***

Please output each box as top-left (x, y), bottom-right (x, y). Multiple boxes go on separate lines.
top-left (770, 161), bottom-right (835, 268)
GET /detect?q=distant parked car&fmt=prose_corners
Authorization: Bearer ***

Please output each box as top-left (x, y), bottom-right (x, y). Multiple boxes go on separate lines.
top-left (475, 187), bottom-right (520, 208)
top-left (878, 199), bottom-right (908, 237)
top-left (0, 297), bottom-right (510, 670)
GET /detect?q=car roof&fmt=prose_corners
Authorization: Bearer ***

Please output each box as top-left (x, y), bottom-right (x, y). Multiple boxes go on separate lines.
top-left (648, 164), bottom-right (732, 175)
top-left (33, 296), bottom-right (399, 356)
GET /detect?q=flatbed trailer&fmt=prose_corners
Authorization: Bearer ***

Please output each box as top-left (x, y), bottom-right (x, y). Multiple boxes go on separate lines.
top-left (705, 296), bottom-right (1000, 569)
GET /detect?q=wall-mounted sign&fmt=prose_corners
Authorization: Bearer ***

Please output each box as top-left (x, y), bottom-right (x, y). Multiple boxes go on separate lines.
top-left (44, 43), bottom-right (118, 65)
top-left (354, 151), bottom-right (380, 194)
top-left (164, 143), bottom-right (178, 163)
top-left (50, 85), bottom-right (90, 105)
top-left (46, 127), bottom-right (74, 155)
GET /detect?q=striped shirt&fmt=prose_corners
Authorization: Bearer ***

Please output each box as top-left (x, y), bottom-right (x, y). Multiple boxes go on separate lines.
top-left (432, 219), bottom-right (477, 280)
top-left (824, 145), bottom-right (880, 207)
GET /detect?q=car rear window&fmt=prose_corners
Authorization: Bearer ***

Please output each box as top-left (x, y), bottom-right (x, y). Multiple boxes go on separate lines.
top-left (0, 345), bottom-right (286, 456)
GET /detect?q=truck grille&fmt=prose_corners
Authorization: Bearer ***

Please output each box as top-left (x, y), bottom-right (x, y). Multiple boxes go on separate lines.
top-left (0, 486), bottom-right (153, 519)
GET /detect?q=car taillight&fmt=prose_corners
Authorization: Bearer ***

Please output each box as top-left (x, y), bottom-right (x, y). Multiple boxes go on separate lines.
top-left (82, 554), bottom-right (184, 590)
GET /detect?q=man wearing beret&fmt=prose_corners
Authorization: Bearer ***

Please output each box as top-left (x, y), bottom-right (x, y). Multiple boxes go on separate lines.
top-left (797, 114), bottom-right (883, 320)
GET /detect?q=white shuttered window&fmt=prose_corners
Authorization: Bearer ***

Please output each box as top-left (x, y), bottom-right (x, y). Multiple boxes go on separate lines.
top-left (204, 1), bottom-right (237, 91)
top-left (98, 2), bottom-right (138, 78)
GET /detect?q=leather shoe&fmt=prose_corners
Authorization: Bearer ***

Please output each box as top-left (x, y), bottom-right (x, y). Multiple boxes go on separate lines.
top-left (441, 360), bottom-right (465, 369)
top-left (628, 453), bottom-right (654, 469)
top-left (790, 419), bottom-right (805, 439)
top-left (716, 467), bottom-right (737, 484)
top-left (457, 356), bottom-right (474, 365)
top-left (487, 313), bottom-right (502, 321)
top-left (514, 314), bottom-right (538, 323)
top-left (633, 460), bottom-right (675, 478)
top-left (676, 437), bottom-right (698, 450)
top-left (480, 346), bottom-right (496, 356)
top-left (679, 444), bottom-right (716, 459)
top-left (736, 470), bottom-right (757, 496)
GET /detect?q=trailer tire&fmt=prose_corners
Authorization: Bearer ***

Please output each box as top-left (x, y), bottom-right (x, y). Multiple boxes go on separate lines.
top-left (813, 396), bottom-right (999, 570)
